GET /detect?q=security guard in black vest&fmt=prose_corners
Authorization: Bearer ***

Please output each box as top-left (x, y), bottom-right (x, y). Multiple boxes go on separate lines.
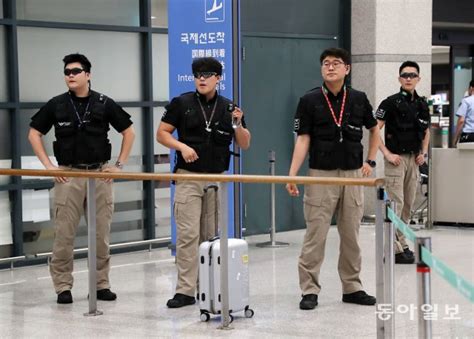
top-left (28, 53), bottom-right (135, 304)
top-left (157, 57), bottom-right (251, 308)
top-left (287, 48), bottom-right (380, 310)
top-left (376, 61), bottom-right (430, 264)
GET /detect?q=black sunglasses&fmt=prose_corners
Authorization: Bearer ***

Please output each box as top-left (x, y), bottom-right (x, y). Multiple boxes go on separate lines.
top-left (193, 71), bottom-right (217, 79)
top-left (400, 72), bottom-right (419, 79)
top-left (64, 67), bottom-right (85, 76)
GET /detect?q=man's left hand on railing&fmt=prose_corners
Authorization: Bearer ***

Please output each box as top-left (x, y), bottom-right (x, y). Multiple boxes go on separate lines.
top-left (46, 165), bottom-right (69, 183)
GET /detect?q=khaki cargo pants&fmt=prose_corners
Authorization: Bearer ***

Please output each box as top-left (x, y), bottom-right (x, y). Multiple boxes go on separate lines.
top-left (50, 167), bottom-right (114, 294)
top-left (299, 168), bottom-right (365, 295)
top-left (173, 169), bottom-right (219, 297)
top-left (384, 154), bottom-right (419, 253)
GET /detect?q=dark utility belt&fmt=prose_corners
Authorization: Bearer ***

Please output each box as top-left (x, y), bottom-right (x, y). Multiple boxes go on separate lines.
top-left (67, 163), bottom-right (104, 170)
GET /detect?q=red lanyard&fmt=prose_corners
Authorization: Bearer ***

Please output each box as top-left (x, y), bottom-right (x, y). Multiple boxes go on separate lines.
top-left (322, 86), bottom-right (346, 127)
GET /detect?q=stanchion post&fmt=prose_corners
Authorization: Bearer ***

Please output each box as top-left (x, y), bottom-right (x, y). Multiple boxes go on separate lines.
top-left (84, 178), bottom-right (103, 317)
top-left (270, 150), bottom-right (276, 245)
top-left (256, 150), bottom-right (288, 248)
top-left (426, 128), bottom-right (433, 229)
top-left (416, 237), bottom-right (432, 339)
top-left (219, 182), bottom-right (231, 330)
top-left (383, 200), bottom-right (395, 338)
top-left (375, 187), bottom-right (385, 338)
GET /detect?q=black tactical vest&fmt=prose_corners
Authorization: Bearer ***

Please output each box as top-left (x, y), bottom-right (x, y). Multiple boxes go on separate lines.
top-left (384, 92), bottom-right (429, 154)
top-left (307, 88), bottom-right (367, 170)
top-left (52, 91), bottom-right (111, 165)
top-left (176, 92), bottom-right (234, 173)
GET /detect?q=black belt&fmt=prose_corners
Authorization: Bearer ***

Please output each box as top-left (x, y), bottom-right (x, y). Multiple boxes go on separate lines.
top-left (68, 163), bottom-right (104, 170)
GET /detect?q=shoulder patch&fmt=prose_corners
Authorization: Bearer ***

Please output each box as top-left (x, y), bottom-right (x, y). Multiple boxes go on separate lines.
top-left (375, 108), bottom-right (385, 119)
top-left (95, 92), bottom-right (108, 104)
top-left (294, 118), bottom-right (300, 131)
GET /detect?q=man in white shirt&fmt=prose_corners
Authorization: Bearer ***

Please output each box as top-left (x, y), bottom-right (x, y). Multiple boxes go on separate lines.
top-left (454, 80), bottom-right (474, 145)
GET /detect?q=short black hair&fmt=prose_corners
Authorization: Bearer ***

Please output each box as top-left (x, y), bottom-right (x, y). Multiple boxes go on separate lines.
top-left (63, 53), bottom-right (92, 73)
top-left (191, 57), bottom-right (222, 76)
top-left (470, 80), bottom-right (474, 88)
top-left (399, 61), bottom-right (419, 75)
top-left (320, 48), bottom-right (351, 65)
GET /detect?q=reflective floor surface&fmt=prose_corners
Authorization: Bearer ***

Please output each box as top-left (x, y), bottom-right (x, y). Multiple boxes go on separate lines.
top-left (0, 225), bottom-right (473, 338)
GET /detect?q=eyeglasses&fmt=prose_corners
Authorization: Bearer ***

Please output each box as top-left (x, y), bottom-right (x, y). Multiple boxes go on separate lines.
top-left (193, 72), bottom-right (217, 79)
top-left (64, 68), bottom-right (85, 76)
top-left (400, 72), bottom-right (419, 79)
top-left (322, 60), bottom-right (345, 68)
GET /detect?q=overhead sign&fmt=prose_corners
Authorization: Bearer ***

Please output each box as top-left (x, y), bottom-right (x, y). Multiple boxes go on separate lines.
top-left (168, 0), bottom-right (233, 99)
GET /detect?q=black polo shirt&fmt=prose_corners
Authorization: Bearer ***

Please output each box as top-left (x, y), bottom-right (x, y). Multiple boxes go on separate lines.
top-left (294, 84), bottom-right (377, 170)
top-left (31, 91), bottom-right (133, 135)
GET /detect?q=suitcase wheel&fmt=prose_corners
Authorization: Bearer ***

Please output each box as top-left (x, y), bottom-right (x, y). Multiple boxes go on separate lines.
top-left (244, 308), bottom-right (254, 318)
top-left (200, 312), bottom-right (210, 322)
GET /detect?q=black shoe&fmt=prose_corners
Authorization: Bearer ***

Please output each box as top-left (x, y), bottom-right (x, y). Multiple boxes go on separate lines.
top-left (299, 294), bottom-right (318, 310)
top-left (97, 289), bottom-right (117, 301)
top-left (395, 252), bottom-right (415, 264)
top-left (57, 290), bottom-right (73, 304)
top-left (342, 290), bottom-right (376, 305)
top-left (403, 247), bottom-right (414, 259)
top-left (166, 293), bottom-right (196, 308)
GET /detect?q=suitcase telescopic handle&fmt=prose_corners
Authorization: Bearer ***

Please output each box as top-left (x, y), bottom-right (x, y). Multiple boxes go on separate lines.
top-left (204, 184), bottom-right (219, 238)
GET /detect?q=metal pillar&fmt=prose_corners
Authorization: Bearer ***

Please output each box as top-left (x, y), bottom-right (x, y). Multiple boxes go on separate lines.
top-left (375, 187), bottom-right (385, 338)
top-left (84, 178), bottom-right (102, 316)
top-left (219, 182), bottom-right (231, 329)
top-left (416, 237), bottom-right (432, 339)
top-left (383, 200), bottom-right (396, 338)
top-left (426, 140), bottom-right (433, 229)
top-left (232, 0), bottom-right (242, 239)
top-left (256, 150), bottom-right (289, 248)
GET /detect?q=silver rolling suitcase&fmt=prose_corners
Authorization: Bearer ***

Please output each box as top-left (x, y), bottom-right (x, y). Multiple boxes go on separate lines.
top-left (198, 186), bottom-right (254, 322)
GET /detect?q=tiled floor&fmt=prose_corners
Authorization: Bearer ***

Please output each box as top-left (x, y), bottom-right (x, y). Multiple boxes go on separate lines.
top-left (0, 225), bottom-right (473, 338)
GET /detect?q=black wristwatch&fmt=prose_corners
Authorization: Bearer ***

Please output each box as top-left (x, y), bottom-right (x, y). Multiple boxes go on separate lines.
top-left (365, 159), bottom-right (376, 168)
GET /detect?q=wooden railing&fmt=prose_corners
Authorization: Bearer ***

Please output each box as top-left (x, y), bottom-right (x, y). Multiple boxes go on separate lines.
top-left (0, 168), bottom-right (384, 186)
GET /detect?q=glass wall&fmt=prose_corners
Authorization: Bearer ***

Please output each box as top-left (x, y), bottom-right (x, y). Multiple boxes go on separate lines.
top-left (0, 26), bottom-right (7, 101)
top-left (153, 107), bottom-right (171, 237)
top-left (16, 0), bottom-right (140, 26)
top-left (152, 33), bottom-right (169, 101)
top-left (151, 0), bottom-right (171, 239)
top-left (18, 27), bottom-right (142, 102)
top-left (0, 110), bottom-right (11, 165)
top-left (0, 192), bottom-right (12, 247)
top-left (0, 0), bottom-right (10, 253)
top-left (1, 0), bottom-right (171, 260)
top-left (0, 0), bottom-right (13, 257)
top-left (0, 109), bottom-right (11, 248)
top-left (151, 0), bottom-right (168, 28)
